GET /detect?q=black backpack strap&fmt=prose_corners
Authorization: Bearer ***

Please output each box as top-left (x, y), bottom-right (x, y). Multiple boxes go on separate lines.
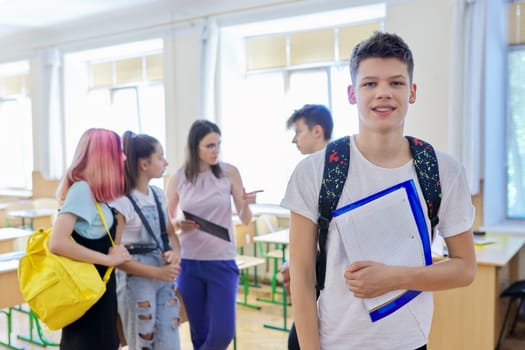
top-left (316, 136), bottom-right (350, 292)
top-left (406, 136), bottom-right (442, 238)
top-left (127, 187), bottom-right (170, 252)
top-left (150, 187), bottom-right (171, 252)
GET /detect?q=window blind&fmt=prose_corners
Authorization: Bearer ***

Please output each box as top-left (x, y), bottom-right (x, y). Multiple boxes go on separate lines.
top-left (509, 2), bottom-right (525, 45)
top-left (89, 54), bottom-right (163, 88)
top-left (146, 54), bottom-right (163, 81)
top-left (245, 34), bottom-right (287, 70)
top-left (289, 28), bottom-right (334, 65)
top-left (0, 74), bottom-right (30, 97)
top-left (244, 21), bottom-right (381, 71)
top-left (338, 22), bottom-right (381, 60)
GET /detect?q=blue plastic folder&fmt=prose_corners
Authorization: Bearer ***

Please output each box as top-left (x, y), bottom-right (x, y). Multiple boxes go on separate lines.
top-left (332, 179), bottom-right (432, 322)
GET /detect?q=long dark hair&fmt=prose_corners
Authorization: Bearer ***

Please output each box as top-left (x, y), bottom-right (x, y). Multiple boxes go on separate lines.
top-left (122, 130), bottom-right (160, 194)
top-left (184, 119), bottom-right (223, 183)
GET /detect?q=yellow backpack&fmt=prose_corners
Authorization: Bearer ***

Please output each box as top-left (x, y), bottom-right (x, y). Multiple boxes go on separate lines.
top-left (18, 203), bottom-right (113, 330)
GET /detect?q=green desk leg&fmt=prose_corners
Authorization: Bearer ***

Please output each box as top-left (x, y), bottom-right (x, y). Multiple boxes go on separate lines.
top-left (256, 247), bottom-right (285, 306)
top-left (14, 308), bottom-right (58, 347)
top-left (236, 269), bottom-right (261, 310)
top-left (250, 244), bottom-right (261, 288)
top-left (0, 308), bottom-right (24, 350)
top-left (261, 245), bottom-right (289, 332)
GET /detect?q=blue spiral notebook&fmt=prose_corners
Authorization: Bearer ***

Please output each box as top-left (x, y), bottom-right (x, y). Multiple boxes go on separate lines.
top-left (332, 179), bottom-right (432, 322)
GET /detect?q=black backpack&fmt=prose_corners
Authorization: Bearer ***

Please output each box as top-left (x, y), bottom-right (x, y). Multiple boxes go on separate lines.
top-left (315, 135), bottom-right (442, 292)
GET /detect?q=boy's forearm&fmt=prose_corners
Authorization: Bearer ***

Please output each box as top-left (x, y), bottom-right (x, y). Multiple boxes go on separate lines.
top-left (291, 281), bottom-right (321, 350)
top-left (395, 230), bottom-right (476, 292)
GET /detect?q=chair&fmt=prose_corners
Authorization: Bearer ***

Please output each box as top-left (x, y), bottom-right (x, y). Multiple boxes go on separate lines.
top-left (255, 214), bottom-right (288, 305)
top-left (496, 280), bottom-right (525, 350)
top-left (235, 219), bottom-right (265, 310)
top-left (235, 219), bottom-right (256, 256)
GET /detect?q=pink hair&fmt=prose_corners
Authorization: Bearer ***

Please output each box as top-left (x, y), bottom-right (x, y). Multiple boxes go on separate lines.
top-left (57, 128), bottom-right (125, 202)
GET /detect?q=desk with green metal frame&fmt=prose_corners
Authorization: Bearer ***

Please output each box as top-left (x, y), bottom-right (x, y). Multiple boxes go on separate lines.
top-left (253, 229), bottom-right (290, 332)
top-left (7, 208), bottom-right (56, 230)
top-left (0, 251), bottom-right (58, 349)
top-left (236, 255), bottom-right (265, 309)
top-left (233, 255), bottom-right (266, 350)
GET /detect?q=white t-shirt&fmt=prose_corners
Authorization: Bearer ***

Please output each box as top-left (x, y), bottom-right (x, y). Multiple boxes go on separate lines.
top-left (110, 186), bottom-right (169, 246)
top-left (280, 136), bottom-right (474, 349)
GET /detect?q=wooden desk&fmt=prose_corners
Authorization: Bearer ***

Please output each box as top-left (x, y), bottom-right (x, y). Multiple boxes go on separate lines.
top-left (0, 257), bottom-right (23, 309)
top-left (254, 229), bottom-right (289, 246)
top-left (7, 208), bottom-right (56, 230)
top-left (0, 251), bottom-right (58, 348)
top-left (0, 203), bottom-right (8, 227)
top-left (254, 229), bottom-right (290, 332)
top-left (236, 255), bottom-right (266, 309)
top-left (0, 228), bottom-right (32, 253)
top-left (429, 234), bottom-right (525, 350)
top-left (250, 204), bottom-right (290, 228)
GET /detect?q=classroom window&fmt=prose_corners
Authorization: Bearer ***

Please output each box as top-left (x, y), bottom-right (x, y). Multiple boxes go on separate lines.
top-left (507, 48), bottom-right (525, 219)
top-left (221, 65), bottom-right (358, 204)
top-left (63, 39), bottom-right (166, 186)
top-left (505, 2), bottom-right (525, 219)
top-left (0, 61), bottom-right (32, 190)
top-left (220, 4), bottom-right (383, 204)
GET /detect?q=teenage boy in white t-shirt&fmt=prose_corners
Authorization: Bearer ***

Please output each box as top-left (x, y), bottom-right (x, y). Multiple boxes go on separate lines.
top-left (283, 104), bottom-right (333, 350)
top-left (280, 32), bottom-right (476, 350)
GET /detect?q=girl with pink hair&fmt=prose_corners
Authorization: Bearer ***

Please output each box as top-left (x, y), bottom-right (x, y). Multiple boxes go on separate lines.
top-left (49, 128), bottom-right (132, 350)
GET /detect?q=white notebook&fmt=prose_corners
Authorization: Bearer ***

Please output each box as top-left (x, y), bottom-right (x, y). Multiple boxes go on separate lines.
top-left (333, 180), bottom-right (432, 322)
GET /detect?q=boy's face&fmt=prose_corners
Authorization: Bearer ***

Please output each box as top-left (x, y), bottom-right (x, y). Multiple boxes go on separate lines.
top-left (291, 118), bottom-right (323, 155)
top-left (347, 57), bottom-right (416, 133)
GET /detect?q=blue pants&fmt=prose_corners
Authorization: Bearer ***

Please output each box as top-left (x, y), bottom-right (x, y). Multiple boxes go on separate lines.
top-left (178, 259), bottom-right (239, 350)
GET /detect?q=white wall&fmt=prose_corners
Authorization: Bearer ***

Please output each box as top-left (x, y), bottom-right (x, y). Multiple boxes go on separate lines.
top-left (385, 0), bottom-right (452, 152)
top-left (0, 0), bottom-right (457, 174)
top-left (164, 22), bottom-right (207, 174)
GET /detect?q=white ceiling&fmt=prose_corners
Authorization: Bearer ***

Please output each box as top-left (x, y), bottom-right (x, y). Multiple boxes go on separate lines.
top-left (0, 0), bottom-right (311, 41)
top-left (0, 0), bottom-right (377, 55)
top-left (0, 0), bottom-right (166, 38)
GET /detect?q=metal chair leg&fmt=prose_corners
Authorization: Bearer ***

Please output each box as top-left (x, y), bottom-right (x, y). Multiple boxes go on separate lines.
top-left (509, 298), bottom-right (525, 335)
top-left (496, 297), bottom-right (515, 350)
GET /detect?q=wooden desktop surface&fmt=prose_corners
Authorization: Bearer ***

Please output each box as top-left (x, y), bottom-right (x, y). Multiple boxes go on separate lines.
top-left (253, 229), bottom-right (289, 245)
top-left (7, 208), bottom-right (56, 230)
top-left (0, 228), bottom-right (32, 253)
top-left (429, 234), bottom-right (525, 350)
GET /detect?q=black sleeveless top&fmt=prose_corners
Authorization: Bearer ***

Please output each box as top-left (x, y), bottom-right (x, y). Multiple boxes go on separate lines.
top-left (59, 207), bottom-right (119, 350)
